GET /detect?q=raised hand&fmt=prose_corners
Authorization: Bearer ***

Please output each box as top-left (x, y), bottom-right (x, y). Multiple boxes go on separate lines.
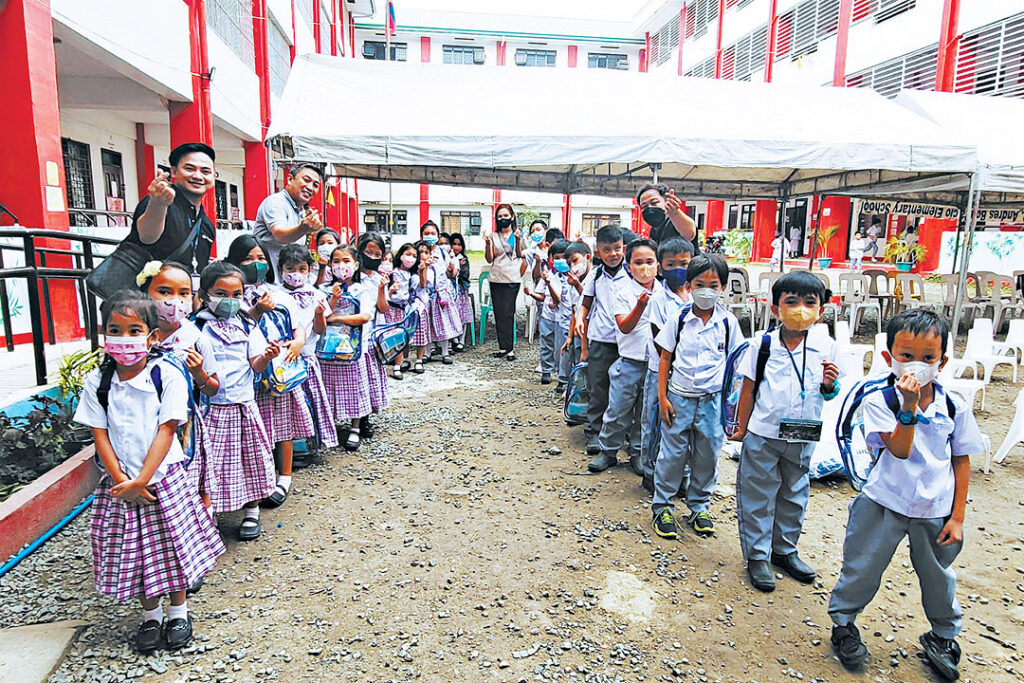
top-left (148, 171), bottom-right (175, 207)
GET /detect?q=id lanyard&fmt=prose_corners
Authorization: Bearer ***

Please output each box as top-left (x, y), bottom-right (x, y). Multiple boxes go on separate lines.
top-left (187, 211), bottom-right (205, 274)
top-left (784, 336), bottom-right (808, 400)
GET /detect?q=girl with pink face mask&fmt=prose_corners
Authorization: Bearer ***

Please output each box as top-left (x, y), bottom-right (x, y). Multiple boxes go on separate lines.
top-left (384, 243), bottom-right (424, 379)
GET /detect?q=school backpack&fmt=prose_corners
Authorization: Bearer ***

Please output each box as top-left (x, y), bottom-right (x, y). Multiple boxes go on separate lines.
top-left (563, 361), bottom-right (590, 426)
top-left (251, 305), bottom-right (308, 395)
top-left (835, 374), bottom-right (957, 491)
top-left (316, 292), bottom-right (362, 363)
top-left (720, 330), bottom-right (772, 435)
top-left (368, 306), bottom-right (420, 366)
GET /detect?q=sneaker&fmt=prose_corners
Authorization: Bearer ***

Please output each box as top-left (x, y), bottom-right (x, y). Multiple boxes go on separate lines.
top-left (831, 624), bottom-right (869, 670)
top-left (541, 373), bottom-right (551, 385)
top-left (652, 507), bottom-right (677, 539)
top-left (587, 452), bottom-right (617, 472)
top-left (919, 631), bottom-right (961, 681)
top-left (163, 615), bottom-right (193, 650)
top-left (687, 510), bottom-right (715, 535)
top-left (135, 619), bottom-right (163, 654)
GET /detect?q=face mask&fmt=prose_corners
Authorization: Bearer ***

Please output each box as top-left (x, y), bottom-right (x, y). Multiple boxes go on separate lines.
top-left (361, 254), bottom-right (383, 271)
top-left (318, 243), bottom-right (338, 261)
top-left (691, 287), bottom-right (720, 310)
top-left (891, 360), bottom-right (940, 386)
top-left (642, 205), bottom-right (668, 228)
top-left (282, 271), bottom-right (308, 288)
top-left (779, 305), bottom-right (819, 332)
top-left (208, 296), bottom-right (241, 318)
top-left (332, 262), bottom-right (356, 282)
top-left (663, 268), bottom-right (688, 292)
top-left (552, 259), bottom-right (570, 274)
top-left (495, 217), bottom-right (513, 230)
top-left (379, 261), bottom-right (394, 276)
top-left (601, 258), bottom-right (623, 275)
top-left (424, 234), bottom-right (439, 246)
top-left (631, 263), bottom-right (658, 283)
top-left (570, 262), bottom-right (588, 277)
top-left (155, 297), bottom-right (191, 325)
top-left (104, 335), bottom-right (150, 366)
top-left (401, 253), bottom-right (417, 269)
top-left (241, 261), bottom-right (268, 285)
top-left (530, 232), bottom-right (544, 244)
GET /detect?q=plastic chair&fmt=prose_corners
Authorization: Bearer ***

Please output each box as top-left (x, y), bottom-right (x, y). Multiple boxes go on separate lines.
top-left (946, 333), bottom-right (978, 380)
top-left (837, 273), bottom-right (880, 335)
top-left (893, 273), bottom-right (927, 314)
top-left (465, 290), bottom-right (477, 346)
top-left (834, 319), bottom-right (871, 373)
top-left (868, 332), bottom-right (889, 375)
top-left (755, 271), bottom-right (782, 330)
top-left (993, 387), bottom-right (1024, 469)
top-left (998, 319), bottom-right (1024, 365)
top-left (939, 364), bottom-right (985, 413)
top-left (940, 274), bottom-right (981, 330)
top-left (972, 318), bottom-right (1017, 363)
top-left (863, 268), bottom-right (894, 320)
top-left (963, 326), bottom-right (1018, 384)
top-left (725, 272), bottom-right (756, 336)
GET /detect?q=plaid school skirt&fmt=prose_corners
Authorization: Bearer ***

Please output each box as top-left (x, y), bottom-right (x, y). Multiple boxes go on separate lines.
top-left (302, 355), bottom-right (339, 449)
top-left (256, 386), bottom-right (315, 444)
top-left (363, 351), bottom-right (389, 412)
top-left (384, 305), bottom-right (406, 325)
top-left (185, 413), bottom-right (218, 500)
top-left (429, 287), bottom-right (463, 343)
top-left (455, 291), bottom-right (473, 327)
top-left (321, 358), bottom-right (372, 421)
top-left (90, 463), bottom-right (225, 601)
top-left (204, 401), bottom-right (276, 513)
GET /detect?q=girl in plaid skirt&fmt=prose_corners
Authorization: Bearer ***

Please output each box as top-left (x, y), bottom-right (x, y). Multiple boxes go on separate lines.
top-left (449, 232), bottom-right (473, 351)
top-left (195, 262), bottom-right (280, 541)
top-left (356, 232), bottom-right (390, 434)
top-left (387, 243), bottom-right (426, 378)
top-left (74, 291), bottom-right (225, 654)
top-left (421, 222), bottom-right (463, 364)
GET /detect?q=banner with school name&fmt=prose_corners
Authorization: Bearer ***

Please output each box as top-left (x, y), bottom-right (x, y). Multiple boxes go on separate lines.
top-left (977, 208), bottom-right (1024, 225)
top-left (859, 200), bottom-right (960, 220)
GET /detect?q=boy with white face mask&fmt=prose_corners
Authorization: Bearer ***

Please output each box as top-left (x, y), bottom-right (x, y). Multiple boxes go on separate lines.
top-left (828, 310), bottom-right (984, 681)
top-left (728, 272), bottom-right (840, 593)
top-left (559, 241), bottom-right (591, 391)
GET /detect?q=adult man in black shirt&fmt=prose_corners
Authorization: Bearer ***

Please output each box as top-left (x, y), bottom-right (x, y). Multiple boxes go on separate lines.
top-left (636, 183), bottom-right (700, 253)
top-left (123, 142), bottom-right (217, 274)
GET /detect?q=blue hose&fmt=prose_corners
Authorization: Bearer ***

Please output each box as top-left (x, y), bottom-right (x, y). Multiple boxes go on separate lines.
top-left (0, 495), bottom-right (94, 579)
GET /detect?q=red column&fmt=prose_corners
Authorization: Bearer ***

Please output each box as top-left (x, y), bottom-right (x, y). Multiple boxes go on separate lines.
top-left (496, 41), bottom-right (506, 66)
top-left (764, 0), bottom-right (778, 82)
top-left (289, 0), bottom-right (297, 63)
top-left (706, 201), bottom-right (725, 236)
top-left (821, 196), bottom-right (851, 262)
top-left (0, 0), bottom-right (80, 342)
top-left (312, 0), bottom-right (321, 53)
top-left (935, 0), bottom-right (961, 92)
top-left (419, 184), bottom-right (430, 226)
top-left (677, 7), bottom-right (686, 76)
top-left (568, 45), bottom-right (578, 68)
top-left (421, 36), bottom-right (431, 62)
top-left (713, 0), bottom-right (726, 78)
top-left (751, 200), bottom-right (778, 261)
top-left (244, 0), bottom-right (272, 221)
top-left (917, 218), bottom-right (955, 272)
top-left (134, 123), bottom-right (156, 201)
top-left (324, 181), bottom-right (342, 234)
top-left (329, 0), bottom-right (338, 56)
top-left (170, 0), bottom-right (215, 220)
top-left (641, 33), bottom-right (649, 72)
top-left (491, 189), bottom-right (502, 219)
top-left (631, 199), bottom-right (642, 236)
top-left (349, 179), bottom-right (359, 238)
top-left (562, 193), bottom-right (572, 239)
top-left (833, 0), bottom-right (853, 86)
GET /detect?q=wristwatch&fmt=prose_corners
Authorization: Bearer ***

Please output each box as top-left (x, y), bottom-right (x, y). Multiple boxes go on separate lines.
top-left (896, 410), bottom-right (920, 426)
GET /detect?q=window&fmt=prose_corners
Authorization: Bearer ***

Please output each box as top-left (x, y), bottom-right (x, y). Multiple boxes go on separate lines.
top-left (515, 49), bottom-right (556, 67)
top-left (206, 0), bottom-right (254, 66)
top-left (740, 204), bottom-right (754, 230)
top-left (443, 45), bottom-right (485, 65)
top-left (362, 41), bottom-right (407, 61)
top-left (846, 43), bottom-right (937, 98)
top-left (728, 205), bottom-right (739, 230)
top-left (269, 19), bottom-right (291, 97)
top-left (581, 213), bottom-right (621, 238)
top-left (516, 212), bottom-right (553, 231)
top-left (62, 138), bottom-right (94, 227)
top-left (363, 209), bottom-right (408, 235)
top-left (588, 53), bottom-right (629, 70)
top-left (441, 210), bottom-right (482, 235)
top-left (954, 12), bottom-right (1024, 99)
top-left (876, 0), bottom-right (914, 23)
top-left (650, 16), bottom-right (679, 67)
top-left (296, 0), bottom-right (314, 34)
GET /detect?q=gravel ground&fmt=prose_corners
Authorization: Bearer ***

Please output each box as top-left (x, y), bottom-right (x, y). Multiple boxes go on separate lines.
top-left (2, 320), bottom-right (1023, 683)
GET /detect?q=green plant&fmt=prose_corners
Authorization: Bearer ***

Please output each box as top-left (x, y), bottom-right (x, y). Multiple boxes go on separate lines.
top-left (722, 230), bottom-right (753, 263)
top-left (52, 349), bottom-right (102, 405)
top-left (515, 206), bottom-right (544, 231)
top-left (884, 238), bottom-right (926, 264)
top-left (813, 224), bottom-right (840, 257)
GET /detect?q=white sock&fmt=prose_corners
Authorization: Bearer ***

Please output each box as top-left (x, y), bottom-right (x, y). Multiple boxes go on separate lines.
top-left (277, 475), bottom-right (292, 491)
top-left (243, 507), bottom-right (260, 521)
top-left (441, 340), bottom-right (451, 355)
top-left (142, 606), bottom-right (164, 623)
top-left (167, 602), bottom-right (188, 620)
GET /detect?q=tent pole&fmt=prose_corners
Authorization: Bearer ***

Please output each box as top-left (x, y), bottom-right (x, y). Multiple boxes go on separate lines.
top-left (950, 172), bottom-right (980, 338)
top-left (808, 196), bottom-right (824, 272)
top-left (651, 163), bottom-right (660, 184)
top-left (388, 180), bottom-right (394, 235)
top-left (950, 189), bottom-right (968, 274)
top-left (776, 192), bottom-right (788, 273)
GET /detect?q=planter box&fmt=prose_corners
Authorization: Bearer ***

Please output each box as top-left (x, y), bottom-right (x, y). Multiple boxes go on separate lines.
top-left (0, 445), bottom-right (97, 565)
top-left (896, 262), bottom-right (914, 272)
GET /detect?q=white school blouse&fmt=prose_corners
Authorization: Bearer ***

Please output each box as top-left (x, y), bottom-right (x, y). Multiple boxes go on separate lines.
top-left (273, 284), bottom-right (328, 358)
top-left (154, 318), bottom-right (218, 379)
top-left (197, 312), bottom-right (269, 405)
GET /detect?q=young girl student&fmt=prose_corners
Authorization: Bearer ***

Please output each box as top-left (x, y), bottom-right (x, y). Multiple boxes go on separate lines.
top-left (420, 221), bottom-right (462, 364)
top-left (385, 243), bottom-right (421, 379)
top-left (449, 232), bottom-right (472, 351)
top-left (312, 228), bottom-right (341, 287)
top-left (75, 290), bottom-right (225, 653)
top-left (319, 245), bottom-right (375, 450)
top-left (355, 232), bottom-right (390, 434)
top-left (139, 261), bottom-right (221, 509)
top-left (409, 241), bottom-right (435, 374)
top-left (195, 262), bottom-right (279, 541)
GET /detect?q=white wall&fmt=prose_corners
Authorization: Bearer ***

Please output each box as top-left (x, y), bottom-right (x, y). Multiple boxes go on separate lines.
top-left (207, 34), bottom-right (262, 141)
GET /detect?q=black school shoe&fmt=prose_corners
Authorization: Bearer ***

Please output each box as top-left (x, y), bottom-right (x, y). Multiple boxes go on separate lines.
top-left (186, 575), bottom-right (204, 596)
top-left (746, 560), bottom-right (776, 592)
top-left (135, 619), bottom-right (163, 654)
top-left (771, 551), bottom-right (817, 584)
top-left (163, 615), bottom-right (194, 650)
top-left (920, 631), bottom-right (961, 681)
top-left (360, 418), bottom-right (375, 440)
top-left (831, 624), bottom-right (869, 670)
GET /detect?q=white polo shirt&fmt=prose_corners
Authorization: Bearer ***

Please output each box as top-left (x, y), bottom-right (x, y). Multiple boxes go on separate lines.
top-left (536, 272), bottom-right (572, 324)
top-left (154, 318), bottom-right (218, 379)
top-left (654, 304), bottom-right (742, 395)
top-left (646, 284), bottom-right (689, 374)
top-left (197, 312), bottom-right (269, 405)
top-left (740, 327), bottom-right (839, 439)
top-left (609, 278), bottom-right (657, 362)
top-left (861, 384), bottom-right (984, 519)
top-left (74, 359), bottom-right (188, 483)
top-left (582, 265), bottom-right (630, 344)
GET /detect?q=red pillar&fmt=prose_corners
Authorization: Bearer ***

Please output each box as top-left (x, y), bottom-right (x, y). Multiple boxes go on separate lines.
top-left (244, 0), bottom-right (272, 221)
top-left (329, 0), bottom-right (338, 56)
top-left (421, 36), bottom-right (431, 62)
top-left (917, 218), bottom-right (956, 272)
top-left (562, 193), bottom-right (572, 239)
top-left (289, 0), bottom-right (297, 63)
top-left (631, 199), bottom-right (642, 236)
top-left (496, 41), bottom-right (506, 66)
top-left (568, 45), bottom-right (578, 68)
top-left (419, 184), bottom-right (430, 226)
top-left (134, 122), bottom-right (156, 201)
top-left (713, 0), bottom-right (726, 78)
top-left (821, 197), bottom-right (851, 262)
top-left (349, 179), bottom-right (359, 238)
top-left (706, 201), bottom-right (725, 236)
top-left (764, 0), bottom-right (778, 82)
top-left (677, 7), bottom-right (686, 76)
top-left (0, 0), bottom-right (80, 341)
top-left (491, 189), bottom-right (502, 220)
top-left (312, 0), bottom-right (322, 53)
top-left (325, 182), bottom-right (342, 235)
top-left (833, 0), bottom-right (853, 86)
top-left (641, 33), bottom-right (649, 72)
top-left (752, 200), bottom-right (778, 261)
top-left (935, 0), bottom-right (961, 92)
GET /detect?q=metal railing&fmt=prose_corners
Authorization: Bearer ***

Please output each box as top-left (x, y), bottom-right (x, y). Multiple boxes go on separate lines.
top-left (67, 207), bottom-right (134, 227)
top-left (0, 226), bottom-right (120, 386)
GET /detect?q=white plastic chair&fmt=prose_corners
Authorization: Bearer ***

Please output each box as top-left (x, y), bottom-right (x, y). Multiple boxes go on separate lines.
top-left (868, 332), bottom-right (889, 375)
top-left (725, 272), bottom-right (756, 336)
top-left (838, 273), bottom-right (880, 335)
top-left (963, 326), bottom-right (1018, 384)
top-left (894, 273), bottom-right (927, 314)
top-left (756, 271), bottom-right (782, 330)
top-left (971, 318), bottom-right (1017, 364)
top-left (993, 388), bottom-right (1024, 469)
top-left (834, 319), bottom-right (871, 370)
top-left (998, 319), bottom-right (1024, 365)
top-left (939, 364), bottom-right (985, 412)
top-left (946, 333), bottom-right (977, 380)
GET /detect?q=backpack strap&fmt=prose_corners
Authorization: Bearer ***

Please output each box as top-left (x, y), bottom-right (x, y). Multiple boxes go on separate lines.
top-left (751, 333), bottom-right (772, 401)
top-left (673, 304), bottom-right (693, 350)
top-left (96, 360), bottom-right (117, 412)
top-left (881, 385), bottom-right (901, 419)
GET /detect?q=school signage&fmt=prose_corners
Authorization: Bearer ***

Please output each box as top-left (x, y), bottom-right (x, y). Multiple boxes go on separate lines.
top-left (977, 208), bottom-right (1024, 225)
top-left (859, 200), bottom-right (960, 220)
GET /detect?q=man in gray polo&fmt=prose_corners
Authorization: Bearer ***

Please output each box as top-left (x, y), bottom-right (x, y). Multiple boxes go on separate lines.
top-left (253, 164), bottom-right (324, 277)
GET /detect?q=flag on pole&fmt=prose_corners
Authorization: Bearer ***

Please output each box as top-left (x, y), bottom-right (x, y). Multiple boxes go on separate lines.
top-left (386, 2), bottom-right (396, 36)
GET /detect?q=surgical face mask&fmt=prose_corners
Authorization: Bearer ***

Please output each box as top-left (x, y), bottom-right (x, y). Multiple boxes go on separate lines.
top-left (663, 268), bottom-right (688, 292)
top-left (208, 296), bottom-right (241, 318)
top-left (570, 262), bottom-right (588, 277)
top-left (424, 234), bottom-right (439, 246)
top-left (282, 271), bottom-right (308, 289)
top-left (642, 205), bottom-right (668, 228)
top-left (779, 305), bottom-right (819, 332)
top-left (241, 261), bottom-right (268, 285)
top-left (332, 262), bottom-right (356, 282)
top-left (318, 243), bottom-right (338, 261)
top-left (691, 287), bottom-right (720, 310)
top-left (155, 297), bottom-right (191, 325)
top-left (104, 335), bottom-right (150, 366)
top-left (379, 261), bottom-right (394, 276)
top-left (552, 259), bottom-right (570, 274)
top-left (361, 253), bottom-right (383, 271)
top-left (891, 360), bottom-right (940, 386)
top-left (530, 231), bottom-right (544, 244)
top-left (401, 253), bottom-right (417, 269)
top-left (631, 263), bottom-right (658, 283)
top-left (495, 217), bottom-right (513, 230)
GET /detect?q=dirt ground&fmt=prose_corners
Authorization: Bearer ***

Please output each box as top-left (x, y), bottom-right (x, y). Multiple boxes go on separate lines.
top-left (2, 333), bottom-right (1023, 683)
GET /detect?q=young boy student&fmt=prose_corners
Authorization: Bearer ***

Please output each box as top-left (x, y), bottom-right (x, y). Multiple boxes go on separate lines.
top-left (560, 242), bottom-right (592, 393)
top-left (589, 238), bottom-right (659, 473)
top-left (729, 272), bottom-right (841, 592)
top-left (526, 239), bottom-right (572, 385)
top-left (639, 238), bottom-right (694, 492)
top-left (651, 254), bottom-right (742, 538)
top-left (578, 225), bottom-right (627, 455)
top-left (828, 310), bottom-right (983, 681)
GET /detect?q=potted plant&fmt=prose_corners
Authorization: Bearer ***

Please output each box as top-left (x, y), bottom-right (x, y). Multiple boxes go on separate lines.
top-left (884, 238), bottom-right (927, 272)
top-left (723, 229), bottom-right (753, 264)
top-left (813, 224), bottom-right (839, 268)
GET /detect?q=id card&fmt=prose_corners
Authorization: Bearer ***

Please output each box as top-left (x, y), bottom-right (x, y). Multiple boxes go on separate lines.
top-left (778, 418), bottom-right (823, 443)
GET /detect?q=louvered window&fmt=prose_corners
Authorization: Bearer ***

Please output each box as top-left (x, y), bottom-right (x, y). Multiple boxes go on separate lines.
top-left (207, 0), bottom-right (254, 66)
top-left (876, 0), bottom-right (914, 23)
top-left (954, 12), bottom-right (1024, 98)
top-left (268, 19), bottom-right (291, 96)
top-left (651, 16), bottom-right (680, 67)
top-left (845, 43), bottom-right (937, 98)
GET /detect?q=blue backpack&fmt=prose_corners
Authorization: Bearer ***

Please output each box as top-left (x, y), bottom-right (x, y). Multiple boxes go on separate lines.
top-left (563, 361), bottom-right (590, 426)
top-left (720, 330), bottom-right (772, 435)
top-left (257, 305), bottom-right (308, 394)
top-left (317, 293), bottom-right (363, 363)
top-left (368, 306), bottom-right (420, 366)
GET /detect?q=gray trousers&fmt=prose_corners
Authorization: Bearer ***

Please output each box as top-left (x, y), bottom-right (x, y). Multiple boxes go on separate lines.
top-left (538, 316), bottom-right (566, 377)
top-left (559, 331), bottom-right (579, 386)
top-left (828, 494), bottom-right (963, 639)
top-left (653, 392), bottom-right (722, 512)
top-left (639, 369), bottom-right (660, 477)
top-left (585, 340), bottom-right (619, 437)
top-left (735, 433), bottom-right (812, 562)
top-left (597, 357), bottom-right (647, 458)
